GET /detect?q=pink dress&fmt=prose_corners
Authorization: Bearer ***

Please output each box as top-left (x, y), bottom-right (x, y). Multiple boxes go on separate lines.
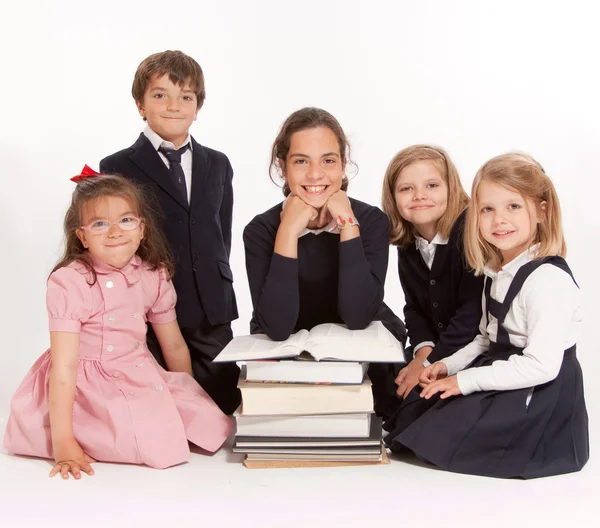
top-left (3, 255), bottom-right (233, 469)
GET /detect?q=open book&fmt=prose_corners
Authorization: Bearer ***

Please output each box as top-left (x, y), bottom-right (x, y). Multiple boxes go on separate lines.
top-left (214, 321), bottom-right (405, 363)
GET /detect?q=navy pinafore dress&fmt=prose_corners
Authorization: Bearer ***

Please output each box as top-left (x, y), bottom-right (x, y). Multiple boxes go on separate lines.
top-left (384, 257), bottom-right (589, 478)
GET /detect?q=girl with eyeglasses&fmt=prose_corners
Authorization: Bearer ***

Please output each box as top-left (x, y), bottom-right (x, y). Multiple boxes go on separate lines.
top-left (3, 168), bottom-right (232, 479)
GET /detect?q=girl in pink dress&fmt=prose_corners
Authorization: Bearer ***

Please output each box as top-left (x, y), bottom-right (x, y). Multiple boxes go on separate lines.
top-left (4, 167), bottom-right (233, 478)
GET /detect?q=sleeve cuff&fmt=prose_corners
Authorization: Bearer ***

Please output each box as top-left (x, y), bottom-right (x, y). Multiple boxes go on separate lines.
top-left (456, 370), bottom-right (480, 396)
top-left (413, 341), bottom-right (435, 355)
top-left (148, 309), bottom-right (178, 325)
top-left (338, 236), bottom-right (365, 261)
top-left (49, 319), bottom-right (81, 333)
top-left (440, 357), bottom-right (461, 377)
top-left (413, 341), bottom-right (435, 366)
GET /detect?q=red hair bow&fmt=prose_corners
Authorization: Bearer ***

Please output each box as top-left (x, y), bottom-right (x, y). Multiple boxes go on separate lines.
top-left (71, 165), bottom-right (101, 183)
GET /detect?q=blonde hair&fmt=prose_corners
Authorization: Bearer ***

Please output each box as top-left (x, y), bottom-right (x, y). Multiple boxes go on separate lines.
top-left (382, 144), bottom-right (469, 247)
top-left (465, 152), bottom-right (566, 274)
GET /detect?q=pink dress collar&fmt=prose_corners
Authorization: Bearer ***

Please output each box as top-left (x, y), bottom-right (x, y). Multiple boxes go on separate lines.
top-left (89, 254), bottom-right (143, 286)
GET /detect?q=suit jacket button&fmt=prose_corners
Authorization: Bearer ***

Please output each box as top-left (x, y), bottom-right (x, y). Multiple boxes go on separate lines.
top-left (191, 219), bottom-right (196, 225)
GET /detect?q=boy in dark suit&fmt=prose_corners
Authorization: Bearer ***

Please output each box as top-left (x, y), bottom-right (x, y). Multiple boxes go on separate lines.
top-left (100, 50), bottom-right (240, 414)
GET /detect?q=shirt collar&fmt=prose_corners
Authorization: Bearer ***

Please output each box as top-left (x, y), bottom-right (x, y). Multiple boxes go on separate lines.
top-left (143, 125), bottom-right (192, 152)
top-left (414, 232), bottom-right (449, 251)
top-left (483, 244), bottom-right (540, 279)
top-left (299, 221), bottom-right (337, 237)
top-left (90, 254), bottom-right (142, 285)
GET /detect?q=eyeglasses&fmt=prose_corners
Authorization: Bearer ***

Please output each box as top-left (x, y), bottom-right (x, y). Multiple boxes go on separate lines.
top-left (80, 216), bottom-right (142, 234)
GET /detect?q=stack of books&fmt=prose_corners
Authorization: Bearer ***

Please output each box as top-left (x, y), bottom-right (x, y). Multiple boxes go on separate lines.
top-left (215, 322), bottom-right (405, 468)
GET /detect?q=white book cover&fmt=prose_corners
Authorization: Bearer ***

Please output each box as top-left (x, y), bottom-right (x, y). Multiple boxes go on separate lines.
top-left (237, 378), bottom-right (374, 416)
top-left (214, 321), bottom-right (405, 363)
top-left (235, 412), bottom-right (371, 438)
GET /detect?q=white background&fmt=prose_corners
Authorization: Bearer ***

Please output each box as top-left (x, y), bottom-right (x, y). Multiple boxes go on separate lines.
top-left (0, 1), bottom-right (598, 525)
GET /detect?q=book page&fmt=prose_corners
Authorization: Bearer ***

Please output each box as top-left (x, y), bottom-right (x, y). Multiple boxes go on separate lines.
top-left (213, 329), bottom-right (308, 362)
top-left (304, 322), bottom-right (405, 362)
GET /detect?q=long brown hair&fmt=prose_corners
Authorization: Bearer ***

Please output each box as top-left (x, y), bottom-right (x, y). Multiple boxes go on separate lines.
top-left (465, 152), bottom-right (566, 274)
top-left (382, 144), bottom-right (469, 247)
top-left (269, 107), bottom-right (354, 196)
top-left (52, 174), bottom-right (174, 283)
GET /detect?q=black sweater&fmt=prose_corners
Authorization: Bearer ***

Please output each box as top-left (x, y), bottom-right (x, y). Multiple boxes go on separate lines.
top-left (244, 198), bottom-right (406, 344)
top-left (398, 211), bottom-right (483, 363)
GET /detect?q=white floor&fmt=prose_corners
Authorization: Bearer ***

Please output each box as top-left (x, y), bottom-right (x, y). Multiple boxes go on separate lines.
top-left (1, 413), bottom-right (597, 528)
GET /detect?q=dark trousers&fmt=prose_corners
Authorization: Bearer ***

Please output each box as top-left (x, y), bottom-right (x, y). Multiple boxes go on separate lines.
top-left (147, 319), bottom-right (241, 415)
top-left (369, 362), bottom-right (404, 420)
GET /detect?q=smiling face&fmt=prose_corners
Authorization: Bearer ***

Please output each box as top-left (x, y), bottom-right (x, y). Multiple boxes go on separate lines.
top-left (136, 73), bottom-right (199, 148)
top-left (281, 126), bottom-right (345, 209)
top-left (394, 160), bottom-right (448, 241)
top-left (477, 180), bottom-right (544, 265)
top-left (76, 196), bottom-right (144, 269)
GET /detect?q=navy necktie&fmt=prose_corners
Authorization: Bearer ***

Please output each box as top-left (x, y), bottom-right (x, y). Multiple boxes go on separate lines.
top-left (159, 143), bottom-right (191, 202)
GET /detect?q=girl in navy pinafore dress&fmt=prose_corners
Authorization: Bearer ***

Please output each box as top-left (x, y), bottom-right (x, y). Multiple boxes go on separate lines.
top-left (384, 152), bottom-right (589, 478)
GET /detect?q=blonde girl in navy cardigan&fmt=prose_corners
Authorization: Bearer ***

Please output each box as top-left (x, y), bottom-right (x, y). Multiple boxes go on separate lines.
top-left (381, 145), bottom-right (483, 410)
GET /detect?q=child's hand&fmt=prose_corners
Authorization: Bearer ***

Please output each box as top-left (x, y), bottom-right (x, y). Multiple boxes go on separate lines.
top-left (420, 374), bottom-right (462, 400)
top-left (395, 359), bottom-right (425, 399)
top-left (325, 190), bottom-right (354, 220)
top-left (50, 438), bottom-right (96, 480)
top-left (280, 195), bottom-right (319, 236)
top-left (419, 361), bottom-right (448, 386)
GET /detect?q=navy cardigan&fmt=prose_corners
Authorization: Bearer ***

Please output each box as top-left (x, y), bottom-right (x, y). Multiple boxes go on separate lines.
top-left (398, 211), bottom-right (483, 363)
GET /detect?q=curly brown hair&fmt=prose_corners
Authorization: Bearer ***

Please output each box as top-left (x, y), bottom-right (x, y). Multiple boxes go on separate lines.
top-left (52, 174), bottom-right (174, 283)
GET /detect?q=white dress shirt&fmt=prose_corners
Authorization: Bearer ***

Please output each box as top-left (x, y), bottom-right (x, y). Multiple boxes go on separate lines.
top-left (414, 232), bottom-right (449, 270)
top-left (299, 221), bottom-right (337, 237)
top-left (441, 247), bottom-right (583, 395)
top-left (143, 125), bottom-right (193, 203)
top-left (413, 233), bottom-right (449, 357)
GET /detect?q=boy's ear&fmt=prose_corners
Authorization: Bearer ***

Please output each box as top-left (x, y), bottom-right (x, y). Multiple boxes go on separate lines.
top-left (278, 158), bottom-right (286, 177)
top-left (76, 229), bottom-right (89, 249)
top-left (135, 99), bottom-right (146, 119)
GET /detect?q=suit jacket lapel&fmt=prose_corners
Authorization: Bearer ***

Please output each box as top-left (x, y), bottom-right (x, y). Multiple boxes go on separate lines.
top-left (190, 137), bottom-right (210, 209)
top-left (129, 133), bottom-right (189, 211)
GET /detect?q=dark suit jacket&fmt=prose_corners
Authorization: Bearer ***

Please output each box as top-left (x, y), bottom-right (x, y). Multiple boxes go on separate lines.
top-left (100, 133), bottom-right (238, 329)
top-left (398, 211), bottom-right (483, 363)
